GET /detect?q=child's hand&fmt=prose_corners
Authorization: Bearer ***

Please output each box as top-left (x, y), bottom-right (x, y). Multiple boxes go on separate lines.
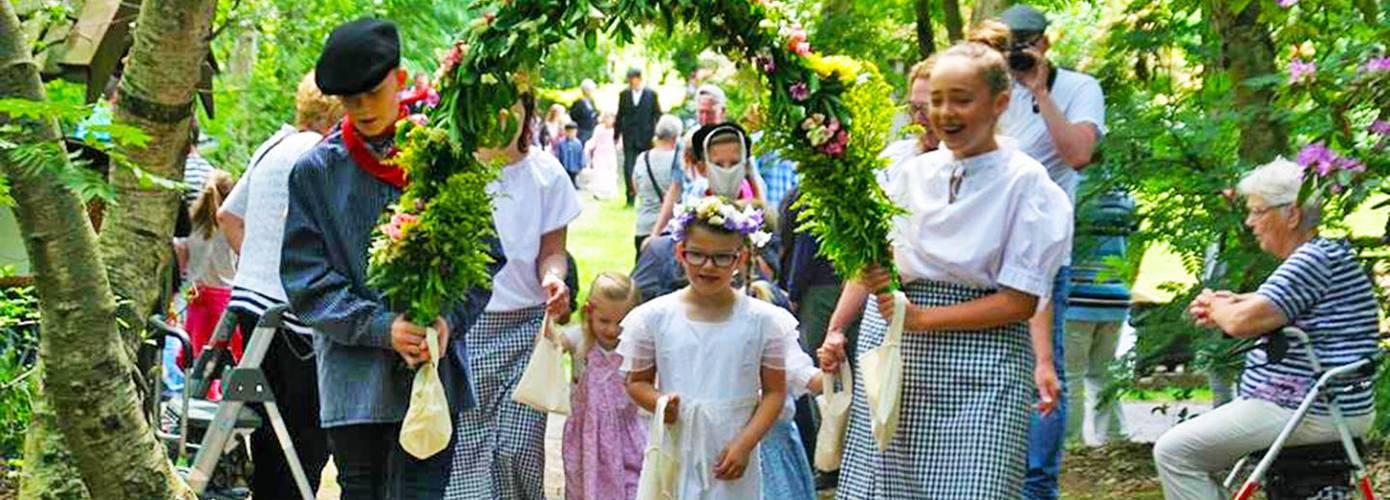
top-left (1035, 361), bottom-right (1059, 414)
top-left (713, 439), bottom-right (753, 480)
top-left (662, 394), bottom-right (681, 424)
top-left (818, 330), bottom-right (847, 373)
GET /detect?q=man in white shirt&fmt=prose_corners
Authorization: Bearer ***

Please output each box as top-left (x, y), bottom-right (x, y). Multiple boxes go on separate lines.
top-left (995, 5), bottom-right (1106, 500)
top-left (216, 72), bottom-right (341, 497)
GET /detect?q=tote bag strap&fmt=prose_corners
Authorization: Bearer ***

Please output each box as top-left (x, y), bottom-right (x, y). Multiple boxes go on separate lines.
top-left (648, 394), bottom-right (672, 448)
top-left (425, 326), bottom-right (440, 369)
top-left (821, 363), bottom-right (853, 397)
top-left (884, 291), bottom-right (908, 346)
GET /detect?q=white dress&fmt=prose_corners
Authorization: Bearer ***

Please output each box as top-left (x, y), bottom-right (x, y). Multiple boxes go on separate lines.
top-left (618, 292), bottom-right (796, 499)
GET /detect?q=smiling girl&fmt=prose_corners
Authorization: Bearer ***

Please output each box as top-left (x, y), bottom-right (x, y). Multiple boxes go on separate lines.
top-left (818, 42), bottom-right (1073, 498)
top-left (620, 197), bottom-right (792, 499)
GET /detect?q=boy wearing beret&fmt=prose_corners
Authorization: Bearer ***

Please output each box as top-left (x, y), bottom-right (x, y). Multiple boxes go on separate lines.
top-left (280, 18), bottom-right (502, 498)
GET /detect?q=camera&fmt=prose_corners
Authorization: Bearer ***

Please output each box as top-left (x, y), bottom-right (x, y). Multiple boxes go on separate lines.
top-left (1008, 34), bottom-right (1042, 72)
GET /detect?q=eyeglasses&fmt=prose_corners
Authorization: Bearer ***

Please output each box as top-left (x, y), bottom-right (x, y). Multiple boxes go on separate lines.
top-left (682, 249), bottom-right (739, 268)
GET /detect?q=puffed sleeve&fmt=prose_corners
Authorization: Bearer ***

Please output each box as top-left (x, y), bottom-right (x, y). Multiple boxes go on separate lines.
top-left (617, 303), bottom-right (657, 373)
top-left (997, 171), bottom-right (1073, 309)
top-left (759, 304), bottom-right (798, 370)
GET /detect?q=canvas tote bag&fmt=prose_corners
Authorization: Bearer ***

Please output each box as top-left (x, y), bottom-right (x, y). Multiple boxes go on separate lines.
top-left (813, 365), bottom-right (854, 471)
top-left (511, 315), bottom-right (572, 415)
top-left (858, 291), bottom-right (907, 451)
top-left (399, 327), bottom-right (452, 459)
top-left (636, 394), bottom-right (681, 500)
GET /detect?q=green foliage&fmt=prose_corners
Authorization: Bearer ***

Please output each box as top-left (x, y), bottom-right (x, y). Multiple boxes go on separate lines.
top-left (0, 276), bottom-right (38, 459)
top-left (0, 98), bottom-right (173, 204)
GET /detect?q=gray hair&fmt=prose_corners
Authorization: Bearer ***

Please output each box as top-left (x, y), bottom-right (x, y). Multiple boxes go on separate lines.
top-left (655, 114), bottom-right (684, 141)
top-left (697, 84), bottom-right (726, 108)
top-left (580, 79), bottom-right (597, 94)
top-left (1237, 156), bottom-right (1322, 232)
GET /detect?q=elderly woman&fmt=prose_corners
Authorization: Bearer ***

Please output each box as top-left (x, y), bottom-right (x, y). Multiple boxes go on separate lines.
top-left (1153, 157), bottom-right (1380, 499)
top-left (632, 114), bottom-right (684, 254)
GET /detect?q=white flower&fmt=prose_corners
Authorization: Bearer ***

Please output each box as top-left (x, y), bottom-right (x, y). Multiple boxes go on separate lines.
top-left (749, 230), bottom-right (772, 248)
top-left (709, 215), bottom-right (726, 226)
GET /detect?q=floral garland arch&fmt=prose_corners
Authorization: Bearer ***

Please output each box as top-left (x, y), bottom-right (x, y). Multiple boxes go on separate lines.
top-left (371, 0), bottom-right (902, 324)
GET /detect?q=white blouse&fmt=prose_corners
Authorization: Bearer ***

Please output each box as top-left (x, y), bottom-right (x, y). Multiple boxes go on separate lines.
top-left (486, 150), bottom-right (583, 312)
top-left (882, 147), bottom-right (1072, 304)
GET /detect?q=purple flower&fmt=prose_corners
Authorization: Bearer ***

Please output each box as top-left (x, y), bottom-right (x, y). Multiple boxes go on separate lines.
top-left (1295, 142), bottom-right (1333, 168)
top-left (757, 54), bottom-right (777, 73)
top-left (1363, 56), bottom-right (1390, 73)
top-left (1334, 156), bottom-right (1365, 173)
top-left (1288, 58), bottom-right (1316, 84)
top-left (789, 82), bottom-right (810, 101)
top-left (1329, 183), bottom-right (1345, 194)
top-left (1277, 0), bottom-right (1298, 7)
top-left (1371, 120), bottom-right (1390, 136)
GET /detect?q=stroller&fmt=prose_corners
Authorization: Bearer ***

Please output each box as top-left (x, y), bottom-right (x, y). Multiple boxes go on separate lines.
top-left (150, 305), bottom-right (314, 499)
top-left (1222, 327), bottom-right (1379, 500)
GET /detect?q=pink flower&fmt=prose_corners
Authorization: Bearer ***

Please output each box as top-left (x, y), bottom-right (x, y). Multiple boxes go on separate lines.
top-left (1288, 58), bottom-right (1316, 84)
top-left (819, 130), bottom-right (848, 156)
top-left (1329, 183), bottom-right (1344, 194)
top-left (382, 213), bottom-right (420, 241)
top-left (792, 42), bottom-right (812, 56)
top-left (381, 223), bottom-right (404, 241)
top-left (789, 82), bottom-right (810, 101)
top-left (1277, 0), bottom-right (1297, 7)
top-left (392, 213), bottom-right (419, 228)
top-left (407, 114), bottom-right (429, 127)
top-left (1364, 56), bottom-right (1390, 73)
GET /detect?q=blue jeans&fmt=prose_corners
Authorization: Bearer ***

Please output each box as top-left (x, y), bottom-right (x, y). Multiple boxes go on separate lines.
top-left (1023, 266), bottom-right (1070, 500)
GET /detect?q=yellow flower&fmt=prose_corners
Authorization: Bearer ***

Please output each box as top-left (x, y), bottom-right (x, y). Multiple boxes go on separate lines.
top-left (806, 54), bottom-right (863, 82)
top-left (1294, 41), bottom-right (1316, 59)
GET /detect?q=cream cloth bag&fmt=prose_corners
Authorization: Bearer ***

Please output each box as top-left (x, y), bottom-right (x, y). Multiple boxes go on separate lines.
top-left (636, 394), bottom-right (681, 500)
top-left (813, 366), bottom-right (854, 471)
top-left (511, 315), bottom-right (571, 415)
top-left (858, 291), bottom-right (907, 451)
top-left (400, 327), bottom-right (452, 459)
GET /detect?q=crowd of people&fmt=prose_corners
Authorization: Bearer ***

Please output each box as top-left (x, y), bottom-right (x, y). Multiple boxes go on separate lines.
top-left (150, 4), bottom-right (1380, 500)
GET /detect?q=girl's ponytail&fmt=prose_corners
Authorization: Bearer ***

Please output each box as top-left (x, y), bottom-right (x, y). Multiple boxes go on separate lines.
top-left (190, 169), bottom-right (234, 239)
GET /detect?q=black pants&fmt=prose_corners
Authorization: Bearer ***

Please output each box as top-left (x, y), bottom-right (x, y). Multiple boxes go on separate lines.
top-left (233, 309), bottom-right (331, 497)
top-left (327, 423), bottom-right (455, 500)
top-left (621, 142), bottom-right (649, 205)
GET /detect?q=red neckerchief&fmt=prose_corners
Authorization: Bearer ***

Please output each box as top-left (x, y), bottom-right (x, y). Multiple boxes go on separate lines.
top-left (341, 108), bottom-right (407, 189)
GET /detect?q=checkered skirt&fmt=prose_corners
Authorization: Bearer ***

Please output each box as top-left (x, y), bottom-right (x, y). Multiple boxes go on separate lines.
top-left (836, 280), bottom-right (1034, 499)
top-left (444, 305), bottom-right (548, 500)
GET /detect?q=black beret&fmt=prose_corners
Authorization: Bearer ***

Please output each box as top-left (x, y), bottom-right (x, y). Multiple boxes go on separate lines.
top-left (315, 18), bottom-right (400, 96)
top-left (690, 122), bottom-right (752, 162)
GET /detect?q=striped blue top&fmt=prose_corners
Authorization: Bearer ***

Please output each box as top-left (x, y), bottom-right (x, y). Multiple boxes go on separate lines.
top-left (1240, 238), bottom-right (1380, 416)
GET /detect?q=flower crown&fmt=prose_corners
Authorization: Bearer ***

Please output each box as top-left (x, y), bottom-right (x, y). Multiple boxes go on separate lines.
top-left (667, 196), bottom-right (773, 248)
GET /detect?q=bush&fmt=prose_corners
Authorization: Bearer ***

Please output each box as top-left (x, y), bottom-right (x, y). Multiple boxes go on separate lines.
top-left (0, 281), bottom-right (38, 460)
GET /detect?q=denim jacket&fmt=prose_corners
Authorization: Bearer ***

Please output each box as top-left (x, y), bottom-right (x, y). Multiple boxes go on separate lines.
top-left (281, 129), bottom-right (503, 427)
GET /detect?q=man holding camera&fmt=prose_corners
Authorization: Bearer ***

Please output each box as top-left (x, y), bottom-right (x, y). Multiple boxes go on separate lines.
top-left (996, 5), bottom-right (1107, 500)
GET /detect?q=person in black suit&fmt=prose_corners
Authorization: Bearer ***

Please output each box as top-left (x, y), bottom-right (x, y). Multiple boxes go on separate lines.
top-left (614, 67), bottom-right (660, 206)
top-left (570, 79), bottom-right (599, 145)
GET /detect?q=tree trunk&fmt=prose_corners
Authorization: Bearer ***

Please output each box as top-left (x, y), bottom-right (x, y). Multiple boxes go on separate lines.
top-left (2, 1), bottom-right (196, 498)
top-left (18, 368), bottom-right (90, 500)
top-left (970, 0), bottom-right (1012, 25)
top-left (99, 0), bottom-right (218, 349)
top-left (943, 0), bottom-right (965, 42)
top-left (914, 0), bottom-right (936, 59)
top-left (1212, 0), bottom-right (1287, 162)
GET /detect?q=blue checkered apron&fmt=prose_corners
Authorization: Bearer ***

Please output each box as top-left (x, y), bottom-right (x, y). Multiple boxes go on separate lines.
top-left (836, 280), bottom-right (1034, 499)
top-left (444, 305), bottom-right (548, 500)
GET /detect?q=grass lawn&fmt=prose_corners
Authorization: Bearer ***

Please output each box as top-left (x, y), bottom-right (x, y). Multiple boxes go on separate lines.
top-left (568, 195), bottom-right (639, 305)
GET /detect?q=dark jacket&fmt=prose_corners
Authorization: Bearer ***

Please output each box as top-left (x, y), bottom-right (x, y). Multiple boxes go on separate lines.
top-left (569, 97), bottom-right (597, 143)
top-left (615, 87), bottom-right (660, 151)
top-left (281, 128), bottom-right (504, 427)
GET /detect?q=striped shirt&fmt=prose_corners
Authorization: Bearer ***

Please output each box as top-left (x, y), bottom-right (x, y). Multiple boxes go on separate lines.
top-left (183, 153), bottom-right (215, 203)
top-left (1240, 238), bottom-right (1380, 416)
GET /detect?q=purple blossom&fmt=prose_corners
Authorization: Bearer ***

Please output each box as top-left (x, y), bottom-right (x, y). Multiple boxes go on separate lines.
top-left (1295, 142), bottom-right (1333, 168)
top-left (757, 54), bottom-right (777, 73)
top-left (1363, 56), bottom-right (1390, 73)
top-left (1334, 156), bottom-right (1365, 173)
top-left (789, 82), bottom-right (810, 101)
top-left (1329, 183), bottom-right (1345, 194)
top-left (1371, 120), bottom-right (1390, 136)
top-left (1288, 58), bottom-right (1316, 84)
top-left (1277, 0), bottom-right (1298, 7)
